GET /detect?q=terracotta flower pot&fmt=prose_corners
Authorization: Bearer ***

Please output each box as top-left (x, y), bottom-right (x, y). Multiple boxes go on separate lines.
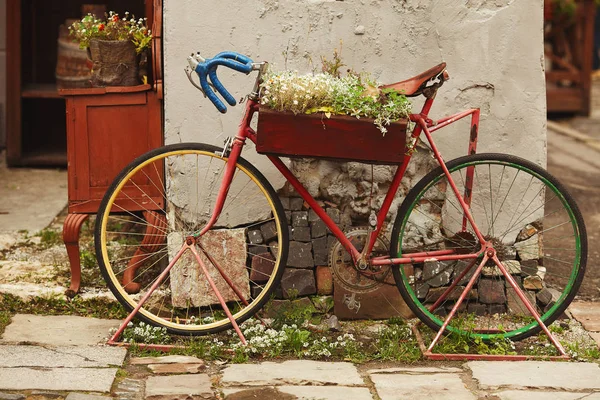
top-left (88, 39), bottom-right (139, 87)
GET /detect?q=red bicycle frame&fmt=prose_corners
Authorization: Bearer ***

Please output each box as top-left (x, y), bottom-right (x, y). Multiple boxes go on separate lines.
top-left (198, 96), bottom-right (484, 268)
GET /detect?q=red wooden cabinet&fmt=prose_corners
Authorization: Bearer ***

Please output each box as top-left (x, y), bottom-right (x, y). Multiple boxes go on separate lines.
top-left (62, 85), bottom-right (163, 214)
top-left (57, 0), bottom-right (164, 296)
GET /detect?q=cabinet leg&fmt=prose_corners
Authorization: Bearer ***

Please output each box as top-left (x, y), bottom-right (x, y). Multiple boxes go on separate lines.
top-left (63, 213), bottom-right (90, 298)
top-left (122, 211), bottom-right (167, 294)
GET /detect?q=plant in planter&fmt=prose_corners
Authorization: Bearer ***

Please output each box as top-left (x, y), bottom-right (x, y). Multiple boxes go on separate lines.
top-left (69, 12), bottom-right (152, 87)
top-left (259, 53), bottom-right (411, 136)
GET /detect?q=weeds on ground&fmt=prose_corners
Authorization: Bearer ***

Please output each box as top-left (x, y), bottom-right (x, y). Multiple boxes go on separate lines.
top-left (0, 293), bottom-right (127, 319)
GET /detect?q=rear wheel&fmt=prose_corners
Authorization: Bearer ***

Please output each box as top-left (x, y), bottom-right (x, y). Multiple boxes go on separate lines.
top-left (391, 153), bottom-right (586, 342)
top-left (95, 143), bottom-right (288, 336)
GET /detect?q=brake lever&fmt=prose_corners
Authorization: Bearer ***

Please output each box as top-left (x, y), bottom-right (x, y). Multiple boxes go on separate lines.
top-left (184, 66), bottom-right (217, 98)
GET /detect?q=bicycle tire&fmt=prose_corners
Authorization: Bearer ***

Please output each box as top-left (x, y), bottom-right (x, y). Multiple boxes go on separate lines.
top-left (390, 153), bottom-right (587, 342)
top-left (95, 142), bottom-right (289, 336)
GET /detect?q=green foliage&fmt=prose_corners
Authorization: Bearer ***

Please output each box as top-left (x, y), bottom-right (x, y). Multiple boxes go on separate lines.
top-left (259, 51), bottom-right (412, 135)
top-left (0, 311), bottom-right (11, 336)
top-left (120, 321), bottom-right (170, 345)
top-left (38, 228), bottom-right (61, 248)
top-left (0, 293), bottom-right (128, 319)
top-left (374, 319), bottom-right (421, 362)
top-left (69, 11), bottom-right (152, 53)
top-left (266, 299), bottom-right (317, 330)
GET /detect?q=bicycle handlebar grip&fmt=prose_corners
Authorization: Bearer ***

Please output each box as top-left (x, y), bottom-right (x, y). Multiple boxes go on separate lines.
top-left (193, 51), bottom-right (254, 113)
top-left (215, 51), bottom-right (253, 65)
top-left (208, 68), bottom-right (237, 106)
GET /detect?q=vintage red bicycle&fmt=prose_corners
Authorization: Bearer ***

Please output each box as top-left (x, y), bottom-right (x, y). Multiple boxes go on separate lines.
top-left (95, 51), bottom-right (586, 354)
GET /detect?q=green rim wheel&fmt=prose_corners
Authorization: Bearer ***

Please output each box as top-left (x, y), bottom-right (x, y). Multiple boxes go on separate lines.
top-left (390, 153), bottom-right (586, 342)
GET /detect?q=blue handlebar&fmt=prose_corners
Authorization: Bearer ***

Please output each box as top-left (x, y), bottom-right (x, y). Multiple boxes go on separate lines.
top-left (194, 51), bottom-right (254, 113)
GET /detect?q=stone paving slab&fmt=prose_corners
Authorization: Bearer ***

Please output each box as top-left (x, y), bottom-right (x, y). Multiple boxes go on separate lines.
top-left (590, 332), bottom-right (600, 348)
top-left (369, 372), bottom-right (475, 400)
top-left (0, 345), bottom-right (126, 367)
top-left (145, 374), bottom-right (213, 398)
top-left (130, 355), bottom-right (205, 365)
top-left (367, 366), bottom-right (462, 374)
top-left (223, 385), bottom-right (373, 400)
top-left (1, 314), bottom-right (120, 346)
top-left (0, 367), bottom-right (118, 392)
top-left (147, 363), bottom-right (205, 374)
top-left (569, 302), bottom-right (600, 331)
top-left (65, 394), bottom-right (112, 400)
top-left (467, 361), bottom-right (600, 390)
top-left (495, 391), bottom-right (598, 400)
top-left (221, 360), bottom-right (364, 387)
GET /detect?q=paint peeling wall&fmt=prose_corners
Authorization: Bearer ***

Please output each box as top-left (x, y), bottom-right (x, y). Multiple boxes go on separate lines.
top-left (163, 0), bottom-right (546, 214)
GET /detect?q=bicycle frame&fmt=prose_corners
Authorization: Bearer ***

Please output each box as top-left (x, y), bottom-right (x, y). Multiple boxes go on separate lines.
top-left (198, 93), bottom-right (485, 268)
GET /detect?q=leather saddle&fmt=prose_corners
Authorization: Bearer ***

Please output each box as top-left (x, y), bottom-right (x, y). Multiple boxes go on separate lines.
top-left (381, 62), bottom-right (448, 97)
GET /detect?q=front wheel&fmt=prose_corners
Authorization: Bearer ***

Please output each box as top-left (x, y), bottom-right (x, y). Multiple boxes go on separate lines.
top-left (390, 153), bottom-right (586, 342)
top-left (95, 143), bottom-right (289, 336)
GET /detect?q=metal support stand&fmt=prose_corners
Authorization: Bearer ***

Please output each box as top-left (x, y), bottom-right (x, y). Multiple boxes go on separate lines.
top-left (412, 248), bottom-right (569, 361)
top-left (107, 236), bottom-right (248, 350)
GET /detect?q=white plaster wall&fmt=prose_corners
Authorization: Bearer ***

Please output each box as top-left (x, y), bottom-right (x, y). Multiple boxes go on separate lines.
top-left (164, 0), bottom-right (546, 174)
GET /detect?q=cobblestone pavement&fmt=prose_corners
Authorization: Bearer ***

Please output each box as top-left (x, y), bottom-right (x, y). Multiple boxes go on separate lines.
top-left (0, 314), bottom-right (598, 399)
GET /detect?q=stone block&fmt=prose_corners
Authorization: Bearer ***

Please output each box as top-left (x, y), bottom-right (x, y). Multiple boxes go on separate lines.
top-left (0, 315), bottom-right (121, 346)
top-left (310, 220), bottom-right (327, 238)
top-left (425, 286), bottom-right (477, 303)
top-left (503, 260), bottom-right (521, 275)
top-left (478, 279), bottom-right (506, 304)
top-left (247, 229), bottom-right (264, 245)
top-left (248, 244), bottom-right (264, 257)
top-left (423, 260), bottom-right (453, 287)
top-left (285, 211), bottom-right (292, 224)
top-left (312, 236), bottom-right (329, 265)
top-left (504, 246), bottom-right (517, 260)
top-left (315, 266), bottom-right (333, 295)
top-left (489, 304), bottom-right (506, 314)
top-left (170, 228), bottom-right (249, 307)
top-left (260, 221), bottom-right (278, 242)
top-left (325, 207), bottom-right (340, 223)
top-left (280, 268), bottom-right (316, 298)
top-left (308, 208), bottom-right (319, 222)
top-left (514, 234), bottom-right (542, 261)
top-left (148, 363), bottom-right (206, 374)
top-left (415, 282), bottom-right (430, 300)
top-left (482, 266), bottom-right (502, 277)
top-left (291, 226), bottom-right (310, 242)
top-left (287, 241), bottom-right (313, 268)
top-left (454, 261), bottom-right (477, 286)
top-left (130, 355), bottom-right (205, 365)
top-left (221, 360), bottom-right (364, 387)
top-left (292, 226), bottom-right (311, 242)
top-left (268, 241), bottom-right (280, 258)
top-left (333, 281), bottom-right (414, 320)
top-left (520, 259), bottom-right (539, 273)
top-left (468, 303), bottom-right (487, 316)
top-left (250, 252), bottom-right (275, 283)
top-left (505, 275), bottom-right (522, 288)
top-left (517, 224), bottom-right (538, 242)
top-left (279, 196), bottom-right (291, 210)
top-left (289, 197), bottom-right (304, 211)
top-left (0, 368), bottom-right (118, 392)
top-left (145, 374), bottom-right (213, 399)
top-left (327, 235), bottom-right (337, 252)
top-left (291, 211), bottom-right (309, 227)
top-left (507, 288), bottom-right (536, 315)
top-left (523, 275), bottom-right (543, 290)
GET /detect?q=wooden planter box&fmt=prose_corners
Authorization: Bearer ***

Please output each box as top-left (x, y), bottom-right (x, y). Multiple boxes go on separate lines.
top-left (256, 107), bottom-right (407, 164)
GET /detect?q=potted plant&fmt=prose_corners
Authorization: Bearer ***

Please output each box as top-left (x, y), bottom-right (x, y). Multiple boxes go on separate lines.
top-left (69, 12), bottom-right (152, 87)
top-left (255, 50), bottom-right (412, 164)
